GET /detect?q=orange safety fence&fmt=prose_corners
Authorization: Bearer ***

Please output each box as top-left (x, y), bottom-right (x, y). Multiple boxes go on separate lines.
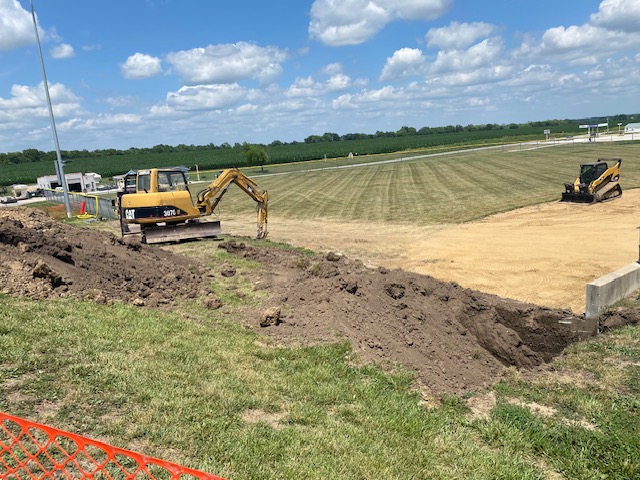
top-left (0, 412), bottom-right (226, 480)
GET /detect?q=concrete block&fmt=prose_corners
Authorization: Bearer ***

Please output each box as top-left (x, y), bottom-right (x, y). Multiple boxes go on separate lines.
top-left (585, 262), bottom-right (640, 320)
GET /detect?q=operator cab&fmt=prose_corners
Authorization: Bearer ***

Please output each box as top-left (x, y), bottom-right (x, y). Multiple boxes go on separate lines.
top-left (579, 161), bottom-right (608, 185)
top-left (122, 167), bottom-right (191, 194)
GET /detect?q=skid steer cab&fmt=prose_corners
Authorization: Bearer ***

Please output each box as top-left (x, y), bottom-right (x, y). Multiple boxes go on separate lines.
top-left (117, 167), bottom-right (268, 244)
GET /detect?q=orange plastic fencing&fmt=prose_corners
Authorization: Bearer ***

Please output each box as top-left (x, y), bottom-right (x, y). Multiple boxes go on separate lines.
top-left (0, 412), bottom-right (226, 480)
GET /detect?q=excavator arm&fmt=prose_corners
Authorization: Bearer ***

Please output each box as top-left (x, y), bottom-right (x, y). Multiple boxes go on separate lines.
top-left (196, 168), bottom-right (268, 239)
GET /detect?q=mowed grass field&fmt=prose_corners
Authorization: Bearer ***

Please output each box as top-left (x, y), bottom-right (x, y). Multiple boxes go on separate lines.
top-left (211, 142), bottom-right (640, 225)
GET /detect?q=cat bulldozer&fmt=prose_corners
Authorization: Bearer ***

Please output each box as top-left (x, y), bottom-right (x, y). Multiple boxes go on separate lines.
top-left (117, 167), bottom-right (267, 244)
top-left (561, 158), bottom-right (622, 203)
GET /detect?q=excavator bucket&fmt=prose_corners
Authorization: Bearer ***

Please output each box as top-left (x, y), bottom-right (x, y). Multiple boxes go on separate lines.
top-left (141, 219), bottom-right (222, 244)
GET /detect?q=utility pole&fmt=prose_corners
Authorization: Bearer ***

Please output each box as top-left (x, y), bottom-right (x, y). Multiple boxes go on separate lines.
top-left (30, 0), bottom-right (72, 218)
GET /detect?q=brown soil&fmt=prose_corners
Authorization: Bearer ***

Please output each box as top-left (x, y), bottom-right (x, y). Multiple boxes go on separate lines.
top-left (221, 189), bottom-right (640, 314)
top-left (0, 208), bottom-right (208, 308)
top-left (229, 241), bottom-right (586, 397)
top-left (4, 207), bottom-right (628, 399)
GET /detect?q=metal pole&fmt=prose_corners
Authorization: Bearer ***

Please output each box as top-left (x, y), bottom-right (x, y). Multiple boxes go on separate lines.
top-left (30, 0), bottom-right (72, 218)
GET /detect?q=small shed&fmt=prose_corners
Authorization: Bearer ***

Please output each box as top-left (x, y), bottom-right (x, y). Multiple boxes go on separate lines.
top-left (37, 172), bottom-right (101, 193)
top-left (624, 123), bottom-right (640, 134)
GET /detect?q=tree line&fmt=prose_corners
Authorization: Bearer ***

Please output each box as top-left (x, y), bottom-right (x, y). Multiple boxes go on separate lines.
top-left (0, 114), bottom-right (635, 169)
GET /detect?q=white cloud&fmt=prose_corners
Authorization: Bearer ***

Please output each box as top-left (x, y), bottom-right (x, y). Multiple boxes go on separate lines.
top-left (358, 85), bottom-right (399, 102)
top-left (0, 82), bottom-right (80, 109)
top-left (515, 2), bottom-right (640, 64)
top-left (426, 21), bottom-right (496, 50)
top-left (437, 65), bottom-right (512, 87)
top-left (309, 0), bottom-right (389, 47)
top-left (104, 95), bottom-right (140, 108)
top-left (256, 63), bottom-right (283, 85)
top-left (309, 0), bottom-right (451, 46)
top-left (285, 74), bottom-right (353, 97)
top-left (326, 73), bottom-right (352, 91)
top-left (286, 76), bottom-right (319, 98)
top-left (0, 0), bottom-right (35, 51)
top-left (50, 43), bottom-right (74, 59)
top-left (430, 38), bottom-right (504, 74)
top-left (75, 113), bottom-right (141, 129)
top-left (382, 0), bottom-right (451, 20)
top-left (0, 82), bottom-right (82, 126)
top-left (331, 94), bottom-right (357, 109)
top-left (541, 24), bottom-right (604, 51)
top-left (165, 42), bottom-right (287, 85)
top-left (121, 53), bottom-right (162, 80)
top-left (165, 84), bottom-right (247, 110)
top-left (591, 0), bottom-right (640, 33)
top-left (502, 64), bottom-right (556, 87)
top-left (82, 44), bottom-right (102, 52)
top-left (322, 62), bottom-right (343, 75)
top-left (467, 97), bottom-right (490, 107)
top-left (380, 48), bottom-right (426, 81)
top-left (236, 104), bottom-right (258, 114)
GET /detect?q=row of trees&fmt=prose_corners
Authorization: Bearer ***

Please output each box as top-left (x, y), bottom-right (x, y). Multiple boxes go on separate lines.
top-left (0, 114), bottom-right (635, 167)
top-left (302, 115), bottom-right (636, 144)
top-left (303, 123), bottom-right (509, 143)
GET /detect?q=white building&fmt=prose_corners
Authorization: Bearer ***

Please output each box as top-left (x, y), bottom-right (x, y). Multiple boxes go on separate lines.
top-left (624, 122), bottom-right (640, 134)
top-left (36, 172), bottom-right (102, 193)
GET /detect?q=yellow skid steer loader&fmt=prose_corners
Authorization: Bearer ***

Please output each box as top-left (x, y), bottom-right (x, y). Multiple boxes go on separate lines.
top-left (561, 158), bottom-right (622, 203)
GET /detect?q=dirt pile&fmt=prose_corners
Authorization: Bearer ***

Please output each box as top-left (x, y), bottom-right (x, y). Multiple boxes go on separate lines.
top-left (221, 241), bottom-right (584, 397)
top-left (0, 208), bottom-right (208, 308)
top-left (0, 208), bottom-right (609, 397)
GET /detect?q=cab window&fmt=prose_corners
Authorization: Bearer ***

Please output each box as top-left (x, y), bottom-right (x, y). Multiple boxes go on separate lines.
top-left (158, 171), bottom-right (188, 192)
top-left (137, 173), bottom-right (150, 192)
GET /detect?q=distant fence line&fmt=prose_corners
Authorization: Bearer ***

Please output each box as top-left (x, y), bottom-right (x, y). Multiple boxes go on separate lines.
top-left (43, 189), bottom-right (118, 220)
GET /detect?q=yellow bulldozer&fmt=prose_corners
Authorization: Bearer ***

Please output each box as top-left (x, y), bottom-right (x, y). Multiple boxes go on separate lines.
top-left (117, 167), bottom-right (268, 243)
top-left (561, 158), bottom-right (622, 203)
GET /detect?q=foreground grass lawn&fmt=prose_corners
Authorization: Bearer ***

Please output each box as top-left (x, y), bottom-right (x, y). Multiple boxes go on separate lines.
top-left (1, 294), bottom-right (638, 479)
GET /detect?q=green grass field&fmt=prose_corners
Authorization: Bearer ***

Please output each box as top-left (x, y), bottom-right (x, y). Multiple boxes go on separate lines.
top-left (2, 141), bottom-right (640, 479)
top-left (209, 142), bottom-right (640, 226)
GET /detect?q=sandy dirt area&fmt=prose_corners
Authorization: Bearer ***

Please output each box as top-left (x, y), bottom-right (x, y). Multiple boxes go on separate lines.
top-left (224, 190), bottom-right (640, 314)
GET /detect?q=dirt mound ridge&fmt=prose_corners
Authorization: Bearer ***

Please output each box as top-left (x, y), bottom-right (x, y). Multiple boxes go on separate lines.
top-left (0, 208), bottom-right (206, 307)
top-left (0, 208), bottom-right (586, 397)
top-left (221, 241), bottom-right (584, 397)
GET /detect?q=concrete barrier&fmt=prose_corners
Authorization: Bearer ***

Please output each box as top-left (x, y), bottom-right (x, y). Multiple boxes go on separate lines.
top-left (585, 262), bottom-right (640, 320)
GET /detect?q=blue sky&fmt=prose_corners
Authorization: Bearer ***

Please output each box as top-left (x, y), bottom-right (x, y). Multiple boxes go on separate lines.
top-left (1, 0), bottom-right (639, 153)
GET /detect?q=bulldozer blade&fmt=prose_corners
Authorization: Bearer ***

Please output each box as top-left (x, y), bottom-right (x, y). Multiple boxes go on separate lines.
top-left (561, 192), bottom-right (595, 203)
top-left (141, 220), bottom-right (222, 244)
